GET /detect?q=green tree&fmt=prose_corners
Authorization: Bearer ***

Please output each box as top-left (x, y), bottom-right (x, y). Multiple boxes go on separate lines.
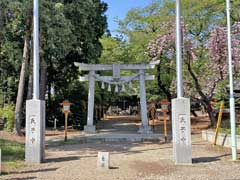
top-left (147, 0), bottom-right (240, 125)
top-left (104, 0), bottom-right (240, 125)
top-left (0, 0), bottom-right (108, 135)
top-left (116, 0), bottom-right (175, 101)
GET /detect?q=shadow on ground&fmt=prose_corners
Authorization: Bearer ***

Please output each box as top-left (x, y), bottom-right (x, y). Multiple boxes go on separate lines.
top-left (15, 168), bottom-right (58, 174)
top-left (193, 154), bottom-right (231, 163)
top-left (9, 177), bottom-right (36, 180)
top-left (47, 141), bottom-right (170, 156)
top-left (46, 156), bottom-right (80, 163)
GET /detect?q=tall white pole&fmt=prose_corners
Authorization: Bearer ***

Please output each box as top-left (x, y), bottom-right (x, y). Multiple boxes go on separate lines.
top-left (226, 0), bottom-right (237, 161)
top-left (33, 0), bottom-right (40, 99)
top-left (172, 0), bottom-right (192, 164)
top-left (176, 0), bottom-right (183, 98)
top-left (25, 0), bottom-right (44, 164)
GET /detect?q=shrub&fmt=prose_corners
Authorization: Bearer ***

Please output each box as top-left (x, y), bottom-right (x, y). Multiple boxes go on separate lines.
top-left (0, 104), bottom-right (15, 132)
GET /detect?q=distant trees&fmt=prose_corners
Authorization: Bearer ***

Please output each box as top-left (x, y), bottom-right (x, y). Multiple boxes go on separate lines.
top-left (146, 1), bottom-right (240, 125)
top-left (0, 0), bottom-right (108, 135)
top-left (1, 0), bottom-right (240, 133)
top-left (99, 0), bottom-right (240, 126)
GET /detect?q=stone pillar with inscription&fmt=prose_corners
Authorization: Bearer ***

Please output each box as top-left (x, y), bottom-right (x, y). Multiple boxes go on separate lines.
top-left (172, 98), bottom-right (192, 164)
top-left (25, 100), bottom-right (45, 163)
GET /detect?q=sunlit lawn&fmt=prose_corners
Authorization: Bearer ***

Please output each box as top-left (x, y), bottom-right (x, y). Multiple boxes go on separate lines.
top-left (219, 126), bottom-right (240, 135)
top-left (0, 139), bottom-right (25, 174)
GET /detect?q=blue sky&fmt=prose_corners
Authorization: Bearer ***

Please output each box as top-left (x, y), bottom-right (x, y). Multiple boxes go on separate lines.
top-left (103, 0), bottom-right (154, 36)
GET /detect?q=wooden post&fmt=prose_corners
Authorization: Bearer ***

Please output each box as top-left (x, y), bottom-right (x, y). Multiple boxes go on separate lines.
top-left (163, 111), bottom-right (168, 142)
top-left (213, 101), bottom-right (224, 145)
top-left (161, 99), bottom-right (169, 143)
top-left (60, 100), bottom-right (71, 142)
top-left (64, 113), bottom-right (68, 142)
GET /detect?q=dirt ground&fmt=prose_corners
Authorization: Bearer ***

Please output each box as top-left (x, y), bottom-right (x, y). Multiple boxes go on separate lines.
top-left (1, 115), bottom-right (240, 180)
top-left (1, 134), bottom-right (240, 180)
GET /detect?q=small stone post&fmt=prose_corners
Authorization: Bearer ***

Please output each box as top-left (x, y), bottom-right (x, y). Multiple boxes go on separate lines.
top-left (97, 152), bottom-right (110, 169)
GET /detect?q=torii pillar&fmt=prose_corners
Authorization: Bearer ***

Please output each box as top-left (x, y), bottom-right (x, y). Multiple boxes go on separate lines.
top-left (75, 63), bottom-right (157, 134)
top-left (84, 70), bottom-right (96, 133)
top-left (138, 69), bottom-right (152, 133)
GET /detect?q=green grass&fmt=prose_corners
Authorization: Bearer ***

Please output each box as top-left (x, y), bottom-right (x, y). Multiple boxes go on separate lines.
top-left (0, 139), bottom-right (25, 161)
top-left (0, 139), bottom-right (25, 171)
top-left (4, 161), bottom-right (25, 169)
top-left (219, 127), bottom-right (240, 135)
top-left (59, 139), bottom-right (79, 145)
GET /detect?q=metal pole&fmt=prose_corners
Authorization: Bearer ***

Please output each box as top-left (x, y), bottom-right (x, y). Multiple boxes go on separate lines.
top-left (226, 0), bottom-right (237, 161)
top-left (176, 0), bottom-right (183, 98)
top-left (33, 0), bottom-right (40, 99)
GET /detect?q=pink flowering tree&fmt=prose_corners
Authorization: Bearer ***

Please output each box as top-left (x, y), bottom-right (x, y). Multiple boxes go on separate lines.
top-left (147, 22), bottom-right (177, 102)
top-left (147, 22), bottom-right (240, 125)
top-left (208, 23), bottom-right (240, 79)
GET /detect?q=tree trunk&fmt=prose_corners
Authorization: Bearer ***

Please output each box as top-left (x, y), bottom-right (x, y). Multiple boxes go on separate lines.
top-left (156, 63), bottom-right (172, 101)
top-left (27, 70), bottom-right (33, 100)
top-left (27, 45), bottom-right (33, 100)
top-left (14, 32), bottom-right (31, 135)
top-left (203, 100), bottom-right (216, 127)
top-left (186, 52), bottom-right (216, 126)
top-left (40, 59), bottom-right (47, 100)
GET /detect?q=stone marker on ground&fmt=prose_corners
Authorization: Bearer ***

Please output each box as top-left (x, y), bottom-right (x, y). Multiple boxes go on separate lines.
top-left (97, 152), bottom-right (110, 169)
top-left (25, 99), bottom-right (45, 163)
top-left (172, 97), bottom-right (192, 164)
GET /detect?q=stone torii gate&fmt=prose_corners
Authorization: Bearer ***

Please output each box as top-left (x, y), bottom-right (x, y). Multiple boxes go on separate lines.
top-left (75, 62), bottom-right (156, 134)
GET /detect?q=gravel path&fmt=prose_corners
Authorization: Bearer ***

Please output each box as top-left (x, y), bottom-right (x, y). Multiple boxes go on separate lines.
top-left (1, 134), bottom-right (240, 180)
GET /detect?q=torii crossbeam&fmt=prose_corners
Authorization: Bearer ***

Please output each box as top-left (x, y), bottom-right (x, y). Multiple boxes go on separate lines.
top-left (75, 62), bottom-right (157, 134)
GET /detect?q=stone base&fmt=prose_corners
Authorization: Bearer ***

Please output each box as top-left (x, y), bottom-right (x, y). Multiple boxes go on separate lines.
top-left (172, 98), bottom-right (192, 164)
top-left (84, 125), bottom-right (96, 133)
top-left (202, 130), bottom-right (240, 149)
top-left (25, 99), bottom-right (45, 164)
top-left (138, 125), bottom-right (153, 134)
